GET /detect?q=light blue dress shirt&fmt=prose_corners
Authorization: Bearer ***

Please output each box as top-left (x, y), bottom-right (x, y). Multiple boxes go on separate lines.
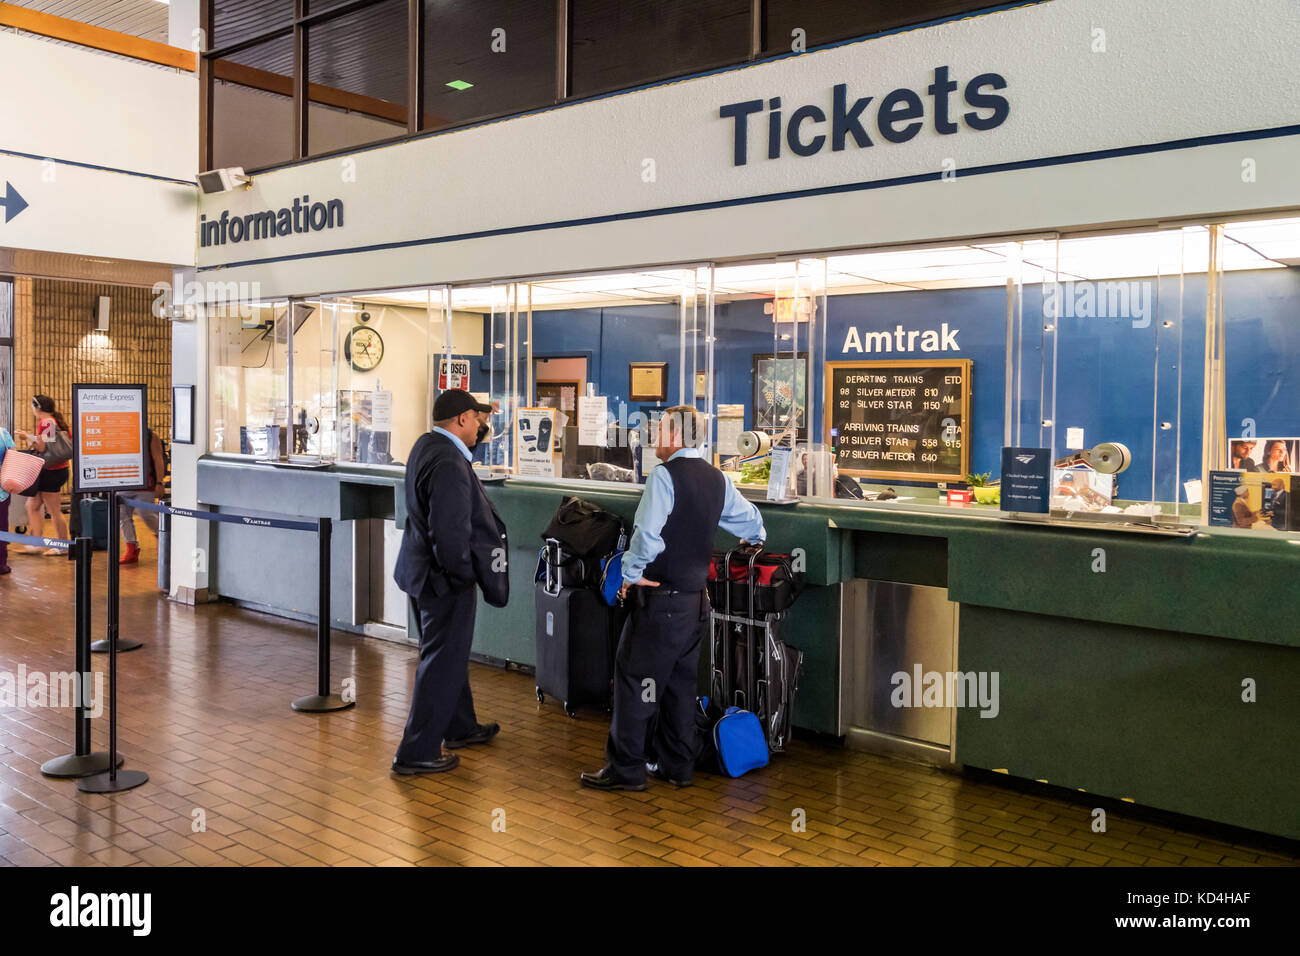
top-left (433, 426), bottom-right (473, 462)
top-left (622, 448), bottom-right (766, 586)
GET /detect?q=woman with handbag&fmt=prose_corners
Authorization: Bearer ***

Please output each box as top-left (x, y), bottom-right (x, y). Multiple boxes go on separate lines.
top-left (0, 427), bottom-right (15, 574)
top-left (14, 394), bottom-right (72, 555)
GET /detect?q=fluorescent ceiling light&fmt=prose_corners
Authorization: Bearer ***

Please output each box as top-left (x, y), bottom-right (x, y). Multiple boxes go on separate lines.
top-left (321, 221), bottom-right (1300, 312)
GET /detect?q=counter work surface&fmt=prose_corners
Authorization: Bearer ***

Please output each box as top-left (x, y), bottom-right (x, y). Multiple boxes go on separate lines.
top-left (195, 457), bottom-right (1300, 651)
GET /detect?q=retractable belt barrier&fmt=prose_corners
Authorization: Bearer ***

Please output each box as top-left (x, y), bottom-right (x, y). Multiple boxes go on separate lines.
top-left (127, 499), bottom-right (354, 714)
top-left (127, 499), bottom-right (318, 533)
top-left (26, 498), bottom-right (353, 795)
top-left (0, 529), bottom-right (71, 550)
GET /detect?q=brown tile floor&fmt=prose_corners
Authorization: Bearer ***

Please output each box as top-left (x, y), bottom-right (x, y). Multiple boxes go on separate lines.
top-left (0, 535), bottom-right (1296, 867)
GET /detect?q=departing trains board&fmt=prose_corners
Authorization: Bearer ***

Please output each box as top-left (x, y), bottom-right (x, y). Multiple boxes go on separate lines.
top-left (825, 359), bottom-right (971, 482)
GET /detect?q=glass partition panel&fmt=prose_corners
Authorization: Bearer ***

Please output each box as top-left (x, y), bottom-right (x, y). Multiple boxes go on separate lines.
top-left (1008, 228), bottom-right (1215, 528)
top-left (289, 299), bottom-right (337, 459)
top-left (1219, 216), bottom-right (1300, 534)
top-left (330, 288), bottom-right (435, 467)
top-left (462, 283), bottom-right (521, 470)
top-left (478, 267), bottom-right (715, 483)
top-left (208, 298), bottom-right (289, 456)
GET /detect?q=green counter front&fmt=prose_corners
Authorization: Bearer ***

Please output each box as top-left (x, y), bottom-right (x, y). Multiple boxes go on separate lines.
top-left (472, 478), bottom-right (1300, 841)
top-left (197, 458), bottom-right (1300, 841)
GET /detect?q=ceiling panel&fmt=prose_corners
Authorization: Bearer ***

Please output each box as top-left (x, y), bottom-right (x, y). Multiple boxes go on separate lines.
top-left (8, 0), bottom-right (170, 44)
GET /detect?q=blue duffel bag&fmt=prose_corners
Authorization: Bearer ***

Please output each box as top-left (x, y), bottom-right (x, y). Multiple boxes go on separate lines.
top-left (713, 706), bottom-right (769, 777)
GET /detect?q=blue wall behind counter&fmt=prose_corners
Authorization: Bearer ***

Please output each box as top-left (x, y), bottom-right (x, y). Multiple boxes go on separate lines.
top-left (468, 268), bottom-right (1300, 500)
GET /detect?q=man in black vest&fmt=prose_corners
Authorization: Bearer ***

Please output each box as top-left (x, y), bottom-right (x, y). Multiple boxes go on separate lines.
top-left (582, 406), bottom-right (766, 791)
top-left (392, 389), bottom-right (509, 775)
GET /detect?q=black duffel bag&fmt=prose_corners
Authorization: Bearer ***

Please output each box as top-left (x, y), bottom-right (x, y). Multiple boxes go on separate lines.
top-left (539, 496), bottom-right (625, 588)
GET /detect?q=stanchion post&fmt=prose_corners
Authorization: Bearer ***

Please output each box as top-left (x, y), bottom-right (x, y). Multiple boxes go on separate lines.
top-left (157, 507), bottom-right (170, 594)
top-left (291, 516), bottom-right (353, 713)
top-left (78, 490), bottom-right (148, 794)
top-left (40, 537), bottom-right (120, 778)
top-left (91, 494), bottom-right (143, 654)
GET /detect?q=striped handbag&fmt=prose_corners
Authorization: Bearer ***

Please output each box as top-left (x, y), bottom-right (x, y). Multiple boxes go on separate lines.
top-left (0, 449), bottom-right (45, 494)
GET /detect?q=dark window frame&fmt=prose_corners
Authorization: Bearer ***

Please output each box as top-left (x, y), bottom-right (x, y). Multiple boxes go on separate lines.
top-left (200, 0), bottom-right (1041, 175)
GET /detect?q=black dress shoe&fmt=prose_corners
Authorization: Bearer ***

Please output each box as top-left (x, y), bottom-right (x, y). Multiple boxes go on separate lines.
top-left (391, 753), bottom-right (460, 775)
top-left (445, 722), bottom-right (500, 749)
top-left (580, 767), bottom-right (646, 792)
top-left (649, 765), bottom-right (693, 788)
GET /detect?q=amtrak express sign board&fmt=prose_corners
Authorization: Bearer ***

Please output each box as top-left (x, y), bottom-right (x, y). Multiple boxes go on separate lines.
top-left (72, 383), bottom-right (149, 494)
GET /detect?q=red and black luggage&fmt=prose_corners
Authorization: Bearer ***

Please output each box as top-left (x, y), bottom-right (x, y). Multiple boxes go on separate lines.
top-left (708, 547), bottom-right (803, 613)
top-left (708, 544), bottom-right (804, 752)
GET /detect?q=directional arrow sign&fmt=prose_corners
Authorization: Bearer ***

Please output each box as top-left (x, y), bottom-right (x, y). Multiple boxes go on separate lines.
top-left (1, 182), bottom-right (29, 224)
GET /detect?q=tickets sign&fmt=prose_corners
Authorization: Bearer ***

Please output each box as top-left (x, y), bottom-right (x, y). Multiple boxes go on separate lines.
top-left (72, 383), bottom-right (148, 493)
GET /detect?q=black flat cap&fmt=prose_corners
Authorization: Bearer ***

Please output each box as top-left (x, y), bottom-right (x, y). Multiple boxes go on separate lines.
top-left (433, 388), bottom-right (492, 421)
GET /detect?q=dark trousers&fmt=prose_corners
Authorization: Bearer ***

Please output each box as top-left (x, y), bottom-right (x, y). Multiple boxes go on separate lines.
top-left (0, 494), bottom-right (8, 569)
top-left (395, 583), bottom-right (479, 763)
top-left (605, 589), bottom-right (707, 784)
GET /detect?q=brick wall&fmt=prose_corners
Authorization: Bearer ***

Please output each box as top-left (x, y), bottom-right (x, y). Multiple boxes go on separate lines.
top-left (12, 278), bottom-right (172, 489)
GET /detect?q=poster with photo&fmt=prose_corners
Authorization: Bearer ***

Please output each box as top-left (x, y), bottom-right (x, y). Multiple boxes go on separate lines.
top-left (753, 353), bottom-right (808, 436)
top-left (1208, 469), bottom-right (1299, 531)
top-left (1228, 437), bottom-right (1299, 475)
top-left (516, 407), bottom-right (557, 477)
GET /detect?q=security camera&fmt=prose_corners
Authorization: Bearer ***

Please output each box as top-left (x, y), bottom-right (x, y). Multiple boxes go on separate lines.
top-left (197, 167), bottom-right (252, 195)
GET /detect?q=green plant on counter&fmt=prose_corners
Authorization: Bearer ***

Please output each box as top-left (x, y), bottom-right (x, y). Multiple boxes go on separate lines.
top-left (967, 472), bottom-right (992, 487)
top-left (740, 458), bottom-right (771, 484)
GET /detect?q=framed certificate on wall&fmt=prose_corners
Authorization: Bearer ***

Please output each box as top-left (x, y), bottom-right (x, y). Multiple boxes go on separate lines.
top-left (629, 362), bottom-right (668, 403)
top-left (172, 385), bottom-right (195, 445)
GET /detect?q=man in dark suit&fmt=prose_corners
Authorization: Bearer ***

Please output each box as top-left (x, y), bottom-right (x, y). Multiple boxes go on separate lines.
top-left (1268, 477), bottom-right (1290, 531)
top-left (581, 406), bottom-right (765, 791)
top-left (392, 389), bottom-right (509, 775)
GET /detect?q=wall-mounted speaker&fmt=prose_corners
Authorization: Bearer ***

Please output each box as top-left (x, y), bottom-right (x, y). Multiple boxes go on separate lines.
top-left (96, 296), bottom-right (110, 333)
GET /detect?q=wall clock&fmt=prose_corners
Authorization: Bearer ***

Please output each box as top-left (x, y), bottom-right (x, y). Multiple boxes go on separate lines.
top-left (344, 325), bottom-right (384, 371)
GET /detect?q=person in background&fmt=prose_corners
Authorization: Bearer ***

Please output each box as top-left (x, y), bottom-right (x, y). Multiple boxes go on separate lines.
top-left (391, 389), bottom-right (504, 775)
top-left (582, 405), bottom-right (766, 792)
top-left (1261, 439), bottom-right (1291, 474)
top-left (1268, 477), bottom-right (1289, 531)
top-left (119, 429), bottom-right (167, 564)
top-left (1232, 485), bottom-right (1259, 528)
top-left (14, 395), bottom-right (70, 555)
top-left (0, 427), bottom-right (15, 575)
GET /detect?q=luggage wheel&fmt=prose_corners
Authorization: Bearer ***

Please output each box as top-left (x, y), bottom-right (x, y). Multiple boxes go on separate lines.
top-left (564, 702), bottom-right (577, 718)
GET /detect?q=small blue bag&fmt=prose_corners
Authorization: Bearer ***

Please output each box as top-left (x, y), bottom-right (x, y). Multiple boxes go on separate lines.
top-left (713, 706), bottom-right (769, 777)
top-left (598, 550), bottom-right (624, 607)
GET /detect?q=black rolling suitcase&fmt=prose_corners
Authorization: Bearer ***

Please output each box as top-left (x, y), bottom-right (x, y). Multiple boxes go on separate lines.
top-left (708, 544), bottom-right (804, 752)
top-left (535, 580), bottom-right (627, 717)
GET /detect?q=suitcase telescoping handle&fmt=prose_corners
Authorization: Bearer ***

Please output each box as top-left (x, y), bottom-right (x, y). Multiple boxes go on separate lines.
top-left (544, 538), bottom-right (561, 596)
